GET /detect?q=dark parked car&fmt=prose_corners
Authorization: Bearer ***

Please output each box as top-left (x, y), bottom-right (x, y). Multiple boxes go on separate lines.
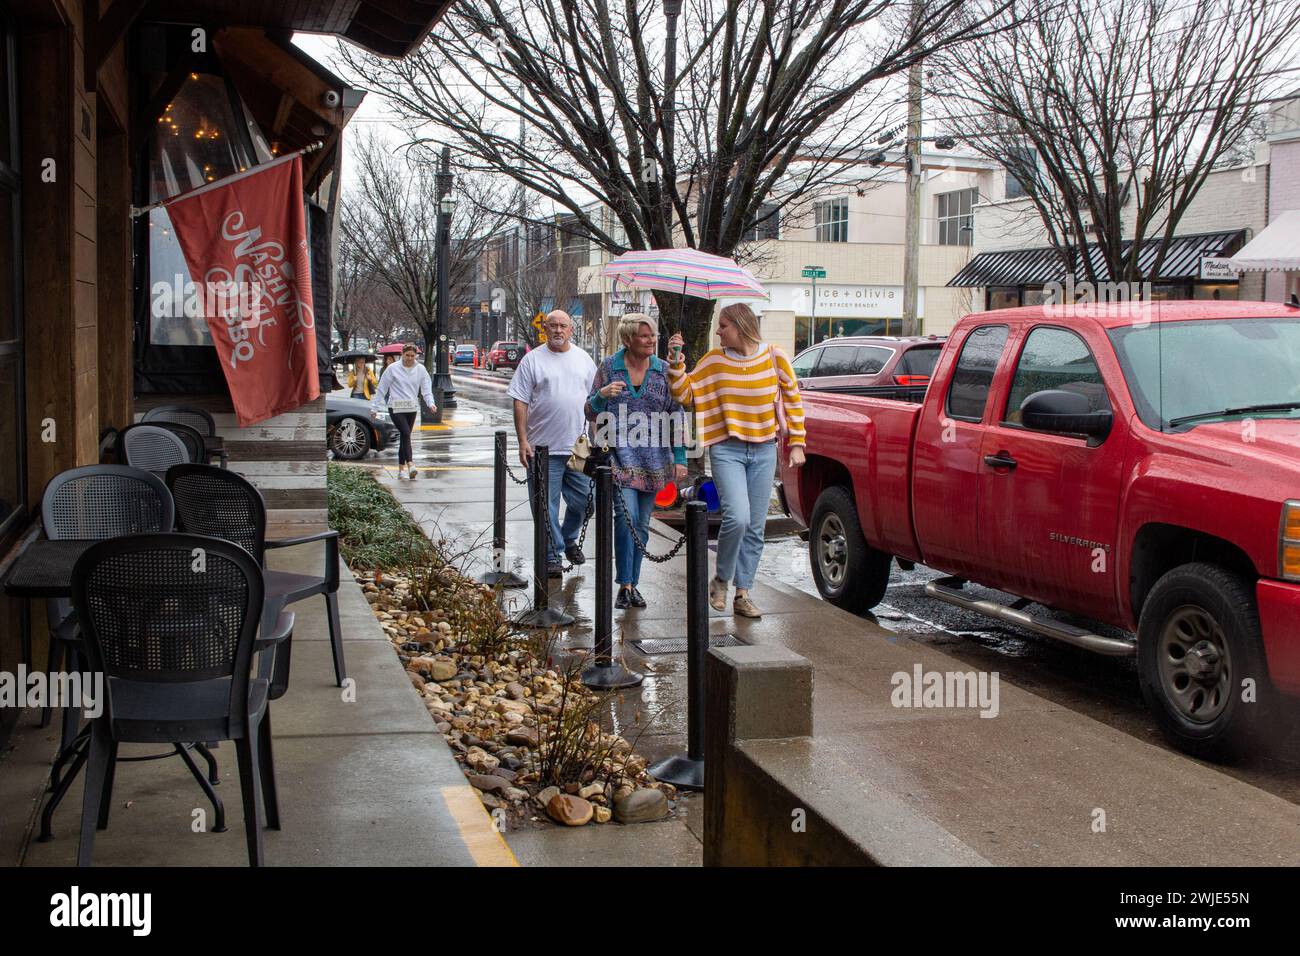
top-left (790, 335), bottom-right (946, 391)
top-left (485, 340), bottom-right (525, 371)
top-left (327, 394), bottom-right (398, 460)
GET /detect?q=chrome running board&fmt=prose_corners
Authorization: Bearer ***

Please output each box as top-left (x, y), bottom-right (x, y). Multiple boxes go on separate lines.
top-left (925, 578), bottom-right (1136, 658)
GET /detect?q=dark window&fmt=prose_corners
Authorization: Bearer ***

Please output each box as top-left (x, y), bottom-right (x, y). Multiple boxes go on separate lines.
top-left (147, 72), bottom-right (269, 347)
top-left (1004, 327), bottom-right (1109, 425)
top-left (937, 188), bottom-right (977, 246)
top-left (987, 287), bottom-right (1020, 311)
top-left (946, 325), bottom-right (1009, 421)
top-left (898, 345), bottom-right (941, 378)
top-left (744, 202), bottom-right (780, 241)
top-left (814, 345), bottom-right (857, 376)
top-left (850, 346), bottom-right (893, 375)
top-left (791, 348), bottom-right (821, 378)
top-left (0, 13), bottom-right (20, 540)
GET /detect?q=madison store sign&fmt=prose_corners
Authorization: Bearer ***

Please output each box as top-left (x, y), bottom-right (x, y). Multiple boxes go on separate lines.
top-left (761, 282), bottom-right (927, 318)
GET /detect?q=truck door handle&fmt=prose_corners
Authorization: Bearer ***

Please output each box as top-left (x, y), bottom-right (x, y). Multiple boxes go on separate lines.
top-left (983, 452), bottom-right (1017, 470)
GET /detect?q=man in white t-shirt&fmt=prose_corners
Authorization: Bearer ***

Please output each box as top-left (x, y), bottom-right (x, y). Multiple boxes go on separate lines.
top-left (508, 310), bottom-right (597, 576)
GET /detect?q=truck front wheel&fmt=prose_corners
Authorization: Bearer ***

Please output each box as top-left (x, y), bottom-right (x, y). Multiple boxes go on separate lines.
top-left (1137, 562), bottom-right (1270, 760)
top-left (808, 486), bottom-right (892, 613)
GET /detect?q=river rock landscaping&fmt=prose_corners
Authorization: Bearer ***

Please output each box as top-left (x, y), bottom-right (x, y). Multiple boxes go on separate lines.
top-left (329, 462), bottom-right (675, 829)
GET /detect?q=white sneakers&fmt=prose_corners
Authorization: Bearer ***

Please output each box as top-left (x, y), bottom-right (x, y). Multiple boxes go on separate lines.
top-left (709, 576), bottom-right (762, 618)
top-left (732, 593), bottom-right (762, 619)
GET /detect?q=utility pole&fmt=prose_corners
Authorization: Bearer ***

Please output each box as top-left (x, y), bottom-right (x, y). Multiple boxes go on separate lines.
top-left (516, 105), bottom-right (527, 346)
top-left (663, 0), bottom-right (681, 160)
top-left (901, 54), bottom-right (923, 337)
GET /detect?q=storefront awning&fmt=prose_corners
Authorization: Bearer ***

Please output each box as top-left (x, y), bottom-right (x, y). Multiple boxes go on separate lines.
top-left (145, 0), bottom-right (456, 58)
top-left (947, 230), bottom-right (1246, 287)
top-left (1224, 211), bottom-right (1300, 272)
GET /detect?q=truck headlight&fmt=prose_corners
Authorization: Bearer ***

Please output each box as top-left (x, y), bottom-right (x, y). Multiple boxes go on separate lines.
top-left (1282, 500), bottom-right (1300, 581)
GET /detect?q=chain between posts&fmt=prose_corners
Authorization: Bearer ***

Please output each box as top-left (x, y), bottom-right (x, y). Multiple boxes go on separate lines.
top-left (613, 486), bottom-right (688, 563)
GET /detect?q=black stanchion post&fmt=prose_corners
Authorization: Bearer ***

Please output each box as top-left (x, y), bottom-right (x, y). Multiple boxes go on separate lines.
top-left (647, 499), bottom-right (707, 789)
top-left (517, 444), bottom-right (575, 628)
top-left (581, 466), bottom-right (642, 689)
top-left (482, 430), bottom-right (526, 589)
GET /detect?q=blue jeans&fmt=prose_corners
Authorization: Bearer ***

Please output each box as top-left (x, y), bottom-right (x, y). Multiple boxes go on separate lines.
top-left (709, 438), bottom-right (778, 591)
top-left (527, 454), bottom-right (592, 563)
top-left (615, 486), bottom-right (656, 586)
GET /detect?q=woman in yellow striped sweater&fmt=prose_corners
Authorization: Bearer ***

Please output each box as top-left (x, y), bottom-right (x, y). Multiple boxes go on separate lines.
top-left (667, 303), bottom-right (806, 619)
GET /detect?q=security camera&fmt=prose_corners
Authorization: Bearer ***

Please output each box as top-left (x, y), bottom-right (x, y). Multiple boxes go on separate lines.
top-left (323, 90), bottom-right (341, 108)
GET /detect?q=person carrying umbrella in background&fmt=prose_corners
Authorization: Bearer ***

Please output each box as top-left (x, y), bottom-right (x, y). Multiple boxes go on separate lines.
top-left (586, 313), bottom-right (688, 610)
top-left (667, 303), bottom-right (806, 619)
top-left (348, 357), bottom-right (378, 400)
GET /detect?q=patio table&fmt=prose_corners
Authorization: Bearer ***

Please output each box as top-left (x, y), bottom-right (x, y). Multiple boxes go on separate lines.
top-left (2, 538), bottom-right (96, 599)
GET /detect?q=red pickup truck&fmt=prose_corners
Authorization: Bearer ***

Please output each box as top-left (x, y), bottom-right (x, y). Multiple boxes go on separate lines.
top-left (779, 301), bottom-right (1300, 758)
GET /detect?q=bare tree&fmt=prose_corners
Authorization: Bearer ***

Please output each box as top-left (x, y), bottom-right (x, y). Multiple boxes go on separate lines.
top-left (333, 240), bottom-right (374, 351)
top-left (339, 132), bottom-right (516, 373)
top-left (336, 0), bottom-right (1026, 358)
top-left (936, 0), bottom-right (1300, 285)
top-left (349, 276), bottom-right (408, 348)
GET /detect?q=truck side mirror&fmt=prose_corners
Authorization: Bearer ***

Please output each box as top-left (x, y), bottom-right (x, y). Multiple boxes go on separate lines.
top-left (1020, 389), bottom-right (1112, 441)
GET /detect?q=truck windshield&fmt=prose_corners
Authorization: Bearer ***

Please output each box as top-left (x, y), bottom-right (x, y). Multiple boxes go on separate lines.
top-left (1107, 317), bottom-right (1300, 430)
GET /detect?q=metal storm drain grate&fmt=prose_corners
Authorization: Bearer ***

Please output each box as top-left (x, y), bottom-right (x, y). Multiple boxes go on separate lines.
top-left (630, 634), bottom-right (746, 656)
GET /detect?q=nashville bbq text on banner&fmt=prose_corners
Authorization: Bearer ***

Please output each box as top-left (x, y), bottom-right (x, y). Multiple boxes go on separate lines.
top-left (164, 154), bottom-right (320, 426)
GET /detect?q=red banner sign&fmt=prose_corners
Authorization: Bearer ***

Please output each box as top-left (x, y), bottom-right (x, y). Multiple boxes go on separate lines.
top-left (165, 155), bottom-right (320, 426)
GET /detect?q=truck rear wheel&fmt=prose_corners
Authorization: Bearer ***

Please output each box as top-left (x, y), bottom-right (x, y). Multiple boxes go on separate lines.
top-left (808, 486), bottom-right (892, 613)
top-left (1137, 562), bottom-right (1270, 761)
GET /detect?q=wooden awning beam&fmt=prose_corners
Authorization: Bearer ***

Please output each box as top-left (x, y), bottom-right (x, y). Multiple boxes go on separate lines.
top-left (85, 0), bottom-right (150, 92)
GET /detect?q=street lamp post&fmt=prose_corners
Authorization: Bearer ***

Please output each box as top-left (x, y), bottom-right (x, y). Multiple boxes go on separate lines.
top-left (434, 145), bottom-right (458, 411)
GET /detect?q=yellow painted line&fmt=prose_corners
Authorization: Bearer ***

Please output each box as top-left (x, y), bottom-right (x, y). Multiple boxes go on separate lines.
top-left (417, 465), bottom-right (491, 471)
top-left (417, 416), bottom-right (481, 432)
top-left (440, 785), bottom-right (519, 867)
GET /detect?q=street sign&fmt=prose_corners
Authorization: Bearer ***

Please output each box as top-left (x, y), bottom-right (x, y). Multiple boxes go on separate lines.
top-left (532, 312), bottom-right (546, 331)
top-left (801, 266), bottom-right (826, 278)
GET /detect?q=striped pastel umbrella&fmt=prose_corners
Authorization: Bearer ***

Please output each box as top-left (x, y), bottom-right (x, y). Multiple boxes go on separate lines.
top-left (602, 248), bottom-right (768, 300)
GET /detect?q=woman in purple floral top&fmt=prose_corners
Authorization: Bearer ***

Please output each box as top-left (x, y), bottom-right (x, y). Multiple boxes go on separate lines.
top-left (586, 313), bottom-right (688, 609)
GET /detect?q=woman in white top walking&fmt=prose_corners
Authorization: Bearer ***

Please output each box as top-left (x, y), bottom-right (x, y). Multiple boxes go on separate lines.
top-left (372, 343), bottom-right (436, 478)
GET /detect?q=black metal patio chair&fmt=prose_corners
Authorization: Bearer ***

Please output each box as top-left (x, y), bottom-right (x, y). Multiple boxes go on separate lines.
top-left (71, 532), bottom-right (292, 866)
top-left (150, 421), bottom-right (207, 467)
top-left (40, 465), bottom-right (175, 747)
top-left (165, 463), bottom-right (346, 696)
top-left (118, 423), bottom-right (191, 477)
top-left (142, 404), bottom-right (228, 468)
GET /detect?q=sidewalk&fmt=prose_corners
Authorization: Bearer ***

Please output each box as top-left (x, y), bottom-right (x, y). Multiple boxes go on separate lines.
top-left (388, 426), bottom-right (1300, 866)
top-left (0, 541), bottom-right (516, 867)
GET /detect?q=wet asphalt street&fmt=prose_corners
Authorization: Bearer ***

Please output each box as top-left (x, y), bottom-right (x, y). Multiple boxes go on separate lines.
top-left (364, 365), bottom-right (1300, 805)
